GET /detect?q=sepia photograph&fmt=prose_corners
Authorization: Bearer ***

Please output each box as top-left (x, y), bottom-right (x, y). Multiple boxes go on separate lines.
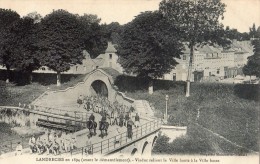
top-left (0, 0), bottom-right (259, 164)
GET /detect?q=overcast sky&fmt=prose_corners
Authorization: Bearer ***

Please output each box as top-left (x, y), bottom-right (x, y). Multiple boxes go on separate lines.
top-left (0, 0), bottom-right (259, 32)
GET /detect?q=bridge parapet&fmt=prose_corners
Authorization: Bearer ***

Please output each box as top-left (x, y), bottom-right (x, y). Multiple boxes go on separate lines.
top-left (69, 119), bottom-right (161, 156)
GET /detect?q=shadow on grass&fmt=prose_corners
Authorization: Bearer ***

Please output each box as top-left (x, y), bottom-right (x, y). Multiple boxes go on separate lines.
top-left (233, 84), bottom-right (259, 101)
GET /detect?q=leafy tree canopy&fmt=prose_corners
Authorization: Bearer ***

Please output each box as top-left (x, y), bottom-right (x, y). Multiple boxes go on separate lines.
top-left (6, 17), bottom-right (41, 73)
top-left (37, 9), bottom-right (84, 73)
top-left (78, 14), bottom-right (107, 58)
top-left (159, 0), bottom-right (230, 47)
top-left (243, 40), bottom-right (260, 77)
top-left (0, 9), bottom-right (20, 68)
top-left (117, 11), bottom-right (183, 79)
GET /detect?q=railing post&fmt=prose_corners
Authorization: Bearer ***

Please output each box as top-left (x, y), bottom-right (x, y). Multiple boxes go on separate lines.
top-left (146, 123), bottom-right (148, 134)
top-left (120, 134), bottom-right (122, 146)
top-left (108, 138), bottom-right (110, 152)
top-left (141, 125), bottom-right (142, 136)
top-left (10, 141), bottom-right (12, 151)
top-left (114, 136), bottom-right (116, 149)
top-left (101, 141), bottom-right (102, 154)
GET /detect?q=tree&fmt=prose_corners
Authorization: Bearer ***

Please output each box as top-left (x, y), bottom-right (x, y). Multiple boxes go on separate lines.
top-left (26, 11), bottom-right (42, 23)
top-left (249, 23), bottom-right (257, 39)
top-left (78, 14), bottom-right (107, 58)
top-left (6, 17), bottom-right (41, 83)
top-left (0, 9), bottom-right (20, 83)
top-left (37, 10), bottom-right (84, 86)
top-left (243, 40), bottom-right (260, 78)
top-left (117, 11), bottom-right (183, 94)
top-left (102, 22), bottom-right (122, 45)
top-left (159, 0), bottom-right (229, 97)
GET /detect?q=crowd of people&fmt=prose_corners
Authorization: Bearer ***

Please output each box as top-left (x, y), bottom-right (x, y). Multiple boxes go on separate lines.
top-left (16, 94), bottom-right (142, 156)
top-left (77, 95), bottom-right (141, 129)
top-left (28, 129), bottom-right (76, 155)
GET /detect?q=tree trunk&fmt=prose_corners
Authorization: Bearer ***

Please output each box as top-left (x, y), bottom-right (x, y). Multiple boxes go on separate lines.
top-left (6, 65), bottom-right (10, 83)
top-left (186, 44), bottom-right (194, 97)
top-left (148, 80), bottom-right (153, 95)
top-left (28, 72), bottom-right (33, 84)
top-left (57, 71), bottom-right (61, 87)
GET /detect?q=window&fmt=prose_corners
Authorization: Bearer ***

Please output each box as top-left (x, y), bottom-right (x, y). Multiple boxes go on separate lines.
top-left (42, 67), bottom-right (45, 71)
top-left (183, 55), bottom-right (186, 60)
top-left (109, 54), bottom-right (112, 59)
top-left (76, 66), bottom-right (78, 71)
top-left (96, 66), bottom-right (99, 69)
top-left (217, 70), bottom-right (219, 74)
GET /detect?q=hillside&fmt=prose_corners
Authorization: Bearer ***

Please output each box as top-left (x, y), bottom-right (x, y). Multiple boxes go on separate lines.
top-left (115, 75), bottom-right (259, 153)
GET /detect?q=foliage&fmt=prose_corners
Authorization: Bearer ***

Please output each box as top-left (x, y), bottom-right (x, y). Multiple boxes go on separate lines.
top-left (78, 14), bottom-right (107, 58)
top-left (0, 9), bottom-right (20, 70)
top-left (5, 17), bottom-right (41, 75)
top-left (152, 123), bottom-right (252, 155)
top-left (159, 0), bottom-right (230, 96)
top-left (37, 10), bottom-right (84, 74)
top-left (243, 39), bottom-right (260, 77)
top-left (117, 11), bottom-right (183, 79)
top-left (224, 26), bottom-right (250, 41)
top-left (102, 22), bottom-right (122, 44)
top-left (120, 78), bottom-right (259, 151)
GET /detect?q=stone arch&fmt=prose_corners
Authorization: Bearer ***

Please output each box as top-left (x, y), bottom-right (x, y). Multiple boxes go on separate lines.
top-left (141, 141), bottom-right (149, 154)
top-left (91, 80), bottom-right (108, 97)
top-left (83, 69), bottom-right (118, 102)
top-left (131, 148), bottom-right (138, 156)
top-left (152, 136), bottom-right (158, 147)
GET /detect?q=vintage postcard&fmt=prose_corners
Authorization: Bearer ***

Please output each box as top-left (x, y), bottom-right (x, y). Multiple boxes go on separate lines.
top-left (0, 0), bottom-right (259, 164)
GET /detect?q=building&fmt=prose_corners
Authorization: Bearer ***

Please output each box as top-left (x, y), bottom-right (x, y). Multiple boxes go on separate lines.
top-left (163, 40), bottom-right (254, 82)
top-left (33, 42), bottom-right (123, 74)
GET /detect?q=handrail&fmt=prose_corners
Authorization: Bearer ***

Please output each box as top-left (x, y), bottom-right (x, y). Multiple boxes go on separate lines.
top-left (68, 119), bottom-right (161, 156)
top-left (0, 106), bottom-right (162, 156)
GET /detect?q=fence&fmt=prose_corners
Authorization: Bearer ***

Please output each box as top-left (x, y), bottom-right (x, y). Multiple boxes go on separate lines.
top-left (68, 119), bottom-right (161, 156)
top-left (0, 106), bottom-right (161, 156)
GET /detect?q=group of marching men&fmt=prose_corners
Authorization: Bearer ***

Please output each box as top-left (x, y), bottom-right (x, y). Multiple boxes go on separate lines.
top-left (28, 130), bottom-right (76, 155)
top-left (24, 95), bottom-right (141, 156)
top-left (78, 95), bottom-right (141, 129)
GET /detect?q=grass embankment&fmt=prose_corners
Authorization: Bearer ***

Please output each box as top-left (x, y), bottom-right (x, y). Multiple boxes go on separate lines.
top-left (0, 70), bottom-right (87, 106)
top-left (114, 75), bottom-right (259, 154)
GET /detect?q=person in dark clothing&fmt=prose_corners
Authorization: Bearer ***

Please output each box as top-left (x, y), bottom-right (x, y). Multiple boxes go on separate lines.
top-left (124, 113), bottom-right (130, 127)
top-left (89, 113), bottom-right (95, 122)
top-left (119, 113), bottom-right (124, 127)
top-left (135, 113), bottom-right (140, 127)
top-left (127, 119), bottom-right (134, 139)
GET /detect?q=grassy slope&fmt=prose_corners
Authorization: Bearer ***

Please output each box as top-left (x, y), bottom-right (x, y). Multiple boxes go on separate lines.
top-left (0, 73), bottom-right (87, 106)
top-left (121, 79), bottom-right (259, 153)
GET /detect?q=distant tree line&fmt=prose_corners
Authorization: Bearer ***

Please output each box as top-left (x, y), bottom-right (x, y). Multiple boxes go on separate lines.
top-left (0, 1), bottom-right (259, 90)
top-left (0, 9), bottom-right (120, 86)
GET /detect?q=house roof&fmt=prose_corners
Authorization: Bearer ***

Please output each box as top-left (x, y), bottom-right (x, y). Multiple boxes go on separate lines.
top-left (99, 67), bottom-right (121, 80)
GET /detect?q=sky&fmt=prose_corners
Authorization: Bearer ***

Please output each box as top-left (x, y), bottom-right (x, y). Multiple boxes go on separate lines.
top-left (0, 0), bottom-right (259, 32)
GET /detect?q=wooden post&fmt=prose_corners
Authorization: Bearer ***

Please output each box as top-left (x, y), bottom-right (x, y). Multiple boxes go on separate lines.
top-left (100, 141), bottom-right (102, 154)
top-left (108, 138), bottom-right (110, 151)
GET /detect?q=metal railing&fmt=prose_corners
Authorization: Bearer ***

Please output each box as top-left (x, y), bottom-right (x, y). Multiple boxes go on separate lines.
top-left (68, 119), bottom-right (161, 156)
top-left (0, 106), bottom-right (162, 156)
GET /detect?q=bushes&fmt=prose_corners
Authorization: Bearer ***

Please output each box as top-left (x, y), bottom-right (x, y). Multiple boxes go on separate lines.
top-left (234, 84), bottom-right (259, 101)
top-left (152, 123), bottom-right (253, 155)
